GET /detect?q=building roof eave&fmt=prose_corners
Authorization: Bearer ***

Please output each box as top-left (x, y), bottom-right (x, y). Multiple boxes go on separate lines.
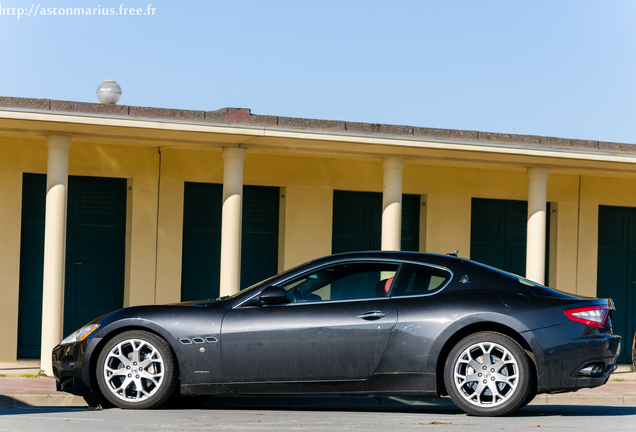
top-left (1, 99), bottom-right (636, 176)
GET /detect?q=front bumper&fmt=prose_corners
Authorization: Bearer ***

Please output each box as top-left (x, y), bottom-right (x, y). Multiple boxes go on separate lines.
top-left (525, 322), bottom-right (622, 393)
top-left (52, 339), bottom-right (98, 396)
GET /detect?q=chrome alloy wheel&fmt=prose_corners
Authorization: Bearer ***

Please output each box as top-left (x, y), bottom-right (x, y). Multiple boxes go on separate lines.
top-left (453, 341), bottom-right (519, 408)
top-left (102, 338), bottom-right (165, 402)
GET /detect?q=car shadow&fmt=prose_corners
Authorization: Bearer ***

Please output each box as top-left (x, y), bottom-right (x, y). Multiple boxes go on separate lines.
top-left (2, 395), bottom-right (635, 417)
top-left (514, 404), bottom-right (636, 417)
top-left (200, 395), bottom-right (459, 411)
top-left (193, 395), bottom-right (636, 417)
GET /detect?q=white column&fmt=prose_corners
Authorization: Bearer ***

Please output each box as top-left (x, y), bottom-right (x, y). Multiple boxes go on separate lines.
top-left (526, 167), bottom-right (549, 284)
top-left (40, 135), bottom-right (71, 375)
top-left (381, 157), bottom-right (404, 251)
top-left (220, 147), bottom-right (246, 296)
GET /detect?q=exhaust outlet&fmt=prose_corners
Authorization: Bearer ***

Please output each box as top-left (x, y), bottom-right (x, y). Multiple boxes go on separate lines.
top-left (578, 363), bottom-right (604, 377)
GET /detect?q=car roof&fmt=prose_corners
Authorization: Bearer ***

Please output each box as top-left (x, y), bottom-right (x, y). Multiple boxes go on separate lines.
top-left (310, 250), bottom-right (464, 267)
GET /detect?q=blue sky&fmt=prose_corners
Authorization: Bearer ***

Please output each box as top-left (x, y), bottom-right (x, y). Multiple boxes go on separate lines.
top-left (1, 1), bottom-right (635, 143)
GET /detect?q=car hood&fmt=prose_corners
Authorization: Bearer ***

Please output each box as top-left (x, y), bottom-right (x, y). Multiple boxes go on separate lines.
top-left (166, 299), bottom-right (224, 307)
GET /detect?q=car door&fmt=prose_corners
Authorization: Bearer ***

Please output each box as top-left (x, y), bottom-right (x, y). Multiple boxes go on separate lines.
top-left (220, 261), bottom-right (399, 382)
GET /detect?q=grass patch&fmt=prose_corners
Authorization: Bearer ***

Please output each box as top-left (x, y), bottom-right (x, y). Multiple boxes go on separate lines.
top-left (0, 374), bottom-right (6, 377)
top-left (20, 369), bottom-right (47, 378)
top-left (611, 378), bottom-right (626, 382)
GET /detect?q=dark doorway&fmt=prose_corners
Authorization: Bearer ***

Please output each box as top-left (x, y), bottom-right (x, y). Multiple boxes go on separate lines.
top-left (63, 176), bottom-right (127, 336)
top-left (180, 182), bottom-right (223, 302)
top-left (331, 190), bottom-right (420, 254)
top-left (17, 174), bottom-right (47, 358)
top-left (180, 183), bottom-right (280, 301)
top-left (597, 205), bottom-right (636, 364)
top-left (470, 198), bottom-right (550, 282)
top-left (241, 186), bottom-right (280, 289)
top-left (17, 174), bottom-right (127, 357)
top-left (470, 198), bottom-right (528, 276)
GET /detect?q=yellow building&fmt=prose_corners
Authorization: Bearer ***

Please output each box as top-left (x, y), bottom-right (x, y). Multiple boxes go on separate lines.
top-left (0, 96), bottom-right (634, 373)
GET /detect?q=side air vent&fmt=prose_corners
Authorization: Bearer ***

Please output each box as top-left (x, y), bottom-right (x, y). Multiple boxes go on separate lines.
top-left (192, 337), bottom-right (205, 344)
top-left (205, 337), bottom-right (218, 343)
top-left (179, 338), bottom-right (192, 345)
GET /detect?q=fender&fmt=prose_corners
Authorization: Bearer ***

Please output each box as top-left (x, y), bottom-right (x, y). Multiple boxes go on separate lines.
top-left (81, 304), bottom-right (230, 388)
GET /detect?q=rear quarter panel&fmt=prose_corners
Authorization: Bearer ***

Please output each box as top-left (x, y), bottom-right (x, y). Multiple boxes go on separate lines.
top-left (376, 289), bottom-right (556, 375)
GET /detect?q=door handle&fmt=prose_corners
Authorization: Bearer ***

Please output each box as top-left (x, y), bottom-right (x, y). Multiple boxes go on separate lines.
top-left (357, 311), bottom-right (386, 320)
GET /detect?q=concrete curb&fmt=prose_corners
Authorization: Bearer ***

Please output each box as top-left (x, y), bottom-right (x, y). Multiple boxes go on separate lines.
top-left (530, 394), bottom-right (636, 405)
top-left (0, 394), bottom-right (87, 408)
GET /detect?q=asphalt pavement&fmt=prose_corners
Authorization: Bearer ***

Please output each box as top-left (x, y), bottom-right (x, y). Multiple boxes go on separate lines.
top-left (2, 403), bottom-right (636, 432)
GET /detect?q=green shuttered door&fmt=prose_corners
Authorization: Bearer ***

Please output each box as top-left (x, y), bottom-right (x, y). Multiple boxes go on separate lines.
top-left (180, 183), bottom-right (280, 301)
top-left (470, 198), bottom-right (528, 276)
top-left (17, 174), bottom-right (126, 358)
top-left (64, 176), bottom-right (127, 336)
top-left (470, 198), bottom-right (550, 282)
top-left (332, 190), bottom-right (420, 254)
top-left (597, 205), bottom-right (635, 364)
top-left (17, 174), bottom-right (47, 358)
top-left (241, 186), bottom-right (280, 289)
top-left (181, 182), bottom-right (223, 301)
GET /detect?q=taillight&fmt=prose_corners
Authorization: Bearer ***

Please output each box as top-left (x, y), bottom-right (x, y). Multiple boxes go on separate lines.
top-left (564, 305), bottom-right (610, 328)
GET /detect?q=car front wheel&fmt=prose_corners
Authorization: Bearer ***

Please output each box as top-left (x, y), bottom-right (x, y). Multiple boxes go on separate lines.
top-left (444, 332), bottom-right (532, 416)
top-left (96, 330), bottom-right (177, 409)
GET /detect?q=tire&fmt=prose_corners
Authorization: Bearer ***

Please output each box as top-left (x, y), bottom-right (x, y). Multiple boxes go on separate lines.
top-left (444, 332), bottom-right (532, 417)
top-left (518, 389), bottom-right (537, 409)
top-left (96, 330), bottom-right (178, 409)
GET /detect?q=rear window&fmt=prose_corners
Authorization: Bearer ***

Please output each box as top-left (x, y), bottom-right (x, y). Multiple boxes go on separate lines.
top-left (391, 263), bottom-right (452, 297)
top-left (464, 259), bottom-right (580, 299)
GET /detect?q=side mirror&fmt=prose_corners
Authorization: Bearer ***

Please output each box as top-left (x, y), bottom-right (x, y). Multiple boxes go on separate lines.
top-left (257, 286), bottom-right (290, 306)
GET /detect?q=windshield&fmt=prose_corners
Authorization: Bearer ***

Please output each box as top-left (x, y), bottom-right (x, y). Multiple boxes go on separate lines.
top-left (220, 259), bottom-right (314, 301)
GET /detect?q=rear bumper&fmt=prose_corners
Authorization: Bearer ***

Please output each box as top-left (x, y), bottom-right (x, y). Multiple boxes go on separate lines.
top-left (524, 322), bottom-right (621, 393)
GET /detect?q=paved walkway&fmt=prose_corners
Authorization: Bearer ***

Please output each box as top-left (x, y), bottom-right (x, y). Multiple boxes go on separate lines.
top-left (0, 368), bottom-right (634, 408)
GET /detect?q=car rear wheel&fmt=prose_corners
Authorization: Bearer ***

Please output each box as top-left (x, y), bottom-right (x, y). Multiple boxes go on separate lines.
top-left (96, 330), bottom-right (177, 409)
top-left (518, 389), bottom-right (537, 409)
top-left (444, 332), bottom-right (532, 416)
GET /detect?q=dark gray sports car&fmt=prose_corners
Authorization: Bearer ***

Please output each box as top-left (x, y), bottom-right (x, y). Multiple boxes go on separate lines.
top-left (52, 251), bottom-right (621, 416)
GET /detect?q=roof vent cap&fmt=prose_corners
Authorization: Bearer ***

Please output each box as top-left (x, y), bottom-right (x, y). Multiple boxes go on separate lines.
top-left (96, 80), bottom-right (122, 104)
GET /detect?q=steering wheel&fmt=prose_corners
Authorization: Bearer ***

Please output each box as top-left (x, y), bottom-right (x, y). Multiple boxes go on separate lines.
top-left (293, 287), bottom-right (304, 302)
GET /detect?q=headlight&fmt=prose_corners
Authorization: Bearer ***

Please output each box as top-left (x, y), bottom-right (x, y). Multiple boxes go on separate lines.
top-left (60, 324), bottom-right (100, 346)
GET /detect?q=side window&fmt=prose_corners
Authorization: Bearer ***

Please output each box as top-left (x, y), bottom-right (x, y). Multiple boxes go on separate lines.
top-left (392, 263), bottom-right (451, 297)
top-left (278, 262), bottom-right (399, 303)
